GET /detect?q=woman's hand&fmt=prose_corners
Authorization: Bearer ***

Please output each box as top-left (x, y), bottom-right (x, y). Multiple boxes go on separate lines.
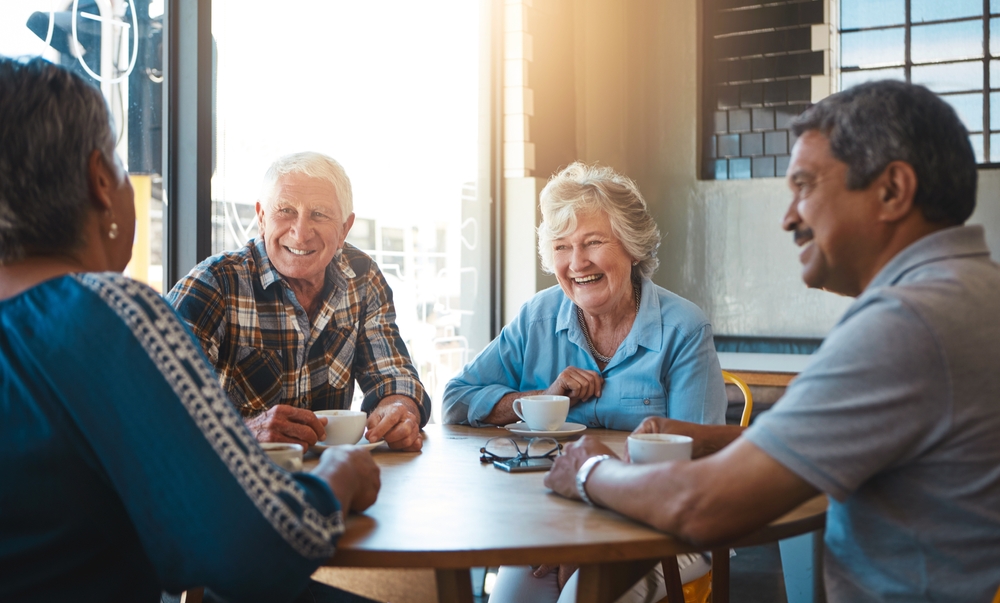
top-left (544, 367), bottom-right (604, 404)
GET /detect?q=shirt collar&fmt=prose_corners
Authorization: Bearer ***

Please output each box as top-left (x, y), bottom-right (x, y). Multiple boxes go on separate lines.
top-left (865, 224), bottom-right (990, 292)
top-left (554, 277), bottom-right (662, 354)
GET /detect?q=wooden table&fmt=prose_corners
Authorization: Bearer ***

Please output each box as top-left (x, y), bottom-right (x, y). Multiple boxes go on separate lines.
top-left (312, 424), bottom-right (826, 603)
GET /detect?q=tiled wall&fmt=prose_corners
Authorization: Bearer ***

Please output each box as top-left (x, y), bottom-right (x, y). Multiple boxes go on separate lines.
top-left (703, 0), bottom-right (827, 180)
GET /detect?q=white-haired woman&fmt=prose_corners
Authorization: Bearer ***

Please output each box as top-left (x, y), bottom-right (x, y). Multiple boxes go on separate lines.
top-left (442, 162), bottom-right (726, 602)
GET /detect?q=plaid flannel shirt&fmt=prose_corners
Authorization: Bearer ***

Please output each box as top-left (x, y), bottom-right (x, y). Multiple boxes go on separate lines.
top-left (166, 238), bottom-right (430, 425)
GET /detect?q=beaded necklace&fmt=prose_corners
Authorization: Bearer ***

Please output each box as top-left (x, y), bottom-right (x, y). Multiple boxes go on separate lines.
top-left (577, 285), bottom-right (641, 363)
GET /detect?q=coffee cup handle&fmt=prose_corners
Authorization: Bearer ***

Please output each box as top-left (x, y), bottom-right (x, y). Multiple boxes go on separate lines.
top-left (512, 399), bottom-right (526, 422)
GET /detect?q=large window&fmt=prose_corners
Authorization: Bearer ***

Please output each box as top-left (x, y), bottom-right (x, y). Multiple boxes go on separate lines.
top-left (210, 1), bottom-right (491, 421)
top-left (702, 0), bottom-right (826, 180)
top-left (840, 0), bottom-right (1000, 163)
top-left (1, 0), bottom-right (165, 290)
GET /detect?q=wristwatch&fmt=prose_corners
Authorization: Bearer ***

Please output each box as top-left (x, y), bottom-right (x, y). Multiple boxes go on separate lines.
top-left (576, 454), bottom-right (613, 507)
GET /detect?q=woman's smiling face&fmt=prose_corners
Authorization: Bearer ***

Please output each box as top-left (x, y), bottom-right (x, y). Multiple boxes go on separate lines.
top-left (551, 210), bottom-right (636, 318)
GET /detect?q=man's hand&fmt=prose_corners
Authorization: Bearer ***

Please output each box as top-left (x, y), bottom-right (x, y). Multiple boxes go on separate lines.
top-left (246, 405), bottom-right (327, 449)
top-left (543, 435), bottom-right (618, 500)
top-left (543, 367), bottom-right (604, 404)
top-left (366, 395), bottom-right (423, 451)
top-left (312, 446), bottom-right (381, 513)
top-left (631, 416), bottom-right (744, 460)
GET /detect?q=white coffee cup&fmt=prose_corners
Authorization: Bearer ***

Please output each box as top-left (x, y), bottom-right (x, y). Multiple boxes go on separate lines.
top-left (314, 409), bottom-right (367, 445)
top-left (627, 433), bottom-right (693, 464)
top-left (512, 395), bottom-right (570, 431)
top-left (261, 442), bottom-right (304, 472)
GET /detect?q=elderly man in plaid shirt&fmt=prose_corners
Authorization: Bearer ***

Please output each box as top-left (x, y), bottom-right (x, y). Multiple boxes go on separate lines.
top-left (167, 152), bottom-right (429, 451)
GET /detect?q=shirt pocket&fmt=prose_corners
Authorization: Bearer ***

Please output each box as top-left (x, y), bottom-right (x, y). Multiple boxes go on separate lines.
top-left (324, 325), bottom-right (358, 390)
top-left (228, 345), bottom-right (283, 415)
top-left (605, 393), bottom-right (668, 431)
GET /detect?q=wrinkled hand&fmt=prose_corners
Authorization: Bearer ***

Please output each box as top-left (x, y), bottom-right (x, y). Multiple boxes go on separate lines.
top-left (544, 367), bottom-right (604, 404)
top-left (531, 564), bottom-right (579, 590)
top-left (246, 405), bottom-right (326, 449)
top-left (314, 446), bottom-right (381, 513)
top-left (366, 396), bottom-right (423, 451)
top-left (543, 436), bottom-right (618, 500)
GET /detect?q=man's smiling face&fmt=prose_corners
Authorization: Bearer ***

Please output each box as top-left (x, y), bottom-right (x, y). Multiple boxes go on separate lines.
top-left (256, 172), bottom-right (354, 290)
top-left (782, 130), bottom-right (882, 297)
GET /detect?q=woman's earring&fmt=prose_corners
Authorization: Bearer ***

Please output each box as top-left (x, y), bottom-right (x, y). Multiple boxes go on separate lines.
top-left (108, 222), bottom-right (119, 240)
top-left (632, 260), bottom-right (639, 266)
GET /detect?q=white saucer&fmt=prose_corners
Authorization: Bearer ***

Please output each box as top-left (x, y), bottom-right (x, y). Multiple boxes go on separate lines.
top-left (505, 422), bottom-right (587, 438)
top-left (311, 438), bottom-right (386, 453)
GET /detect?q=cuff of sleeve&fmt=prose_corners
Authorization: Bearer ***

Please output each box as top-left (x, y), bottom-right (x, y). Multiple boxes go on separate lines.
top-left (294, 472), bottom-right (342, 516)
top-left (361, 382), bottom-right (432, 427)
top-left (466, 385), bottom-right (518, 427)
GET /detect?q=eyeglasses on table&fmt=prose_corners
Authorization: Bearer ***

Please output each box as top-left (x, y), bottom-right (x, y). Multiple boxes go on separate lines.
top-left (479, 436), bottom-right (562, 464)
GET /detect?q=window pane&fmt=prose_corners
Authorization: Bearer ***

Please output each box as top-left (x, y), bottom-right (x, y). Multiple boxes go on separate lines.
top-left (994, 0), bottom-right (1000, 15)
top-left (211, 1), bottom-right (489, 419)
top-left (969, 133), bottom-right (985, 162)
top-left (912, 62), bottom-right (983, 93)
top-left (992, 60), bottom-right (1000, 88)
top-left (840, 0), bottom-right (904, 30)
top-left (841, 29), bottom-right (905, 68)
top-left (991, 91), bottom-right (1000, 130)
top-left (992, 18), bottom-right (1000, 57)
top-left (941, 93), bottom-right (984, 132)
top-left (912, 0), bottom-right (982, 22)
top-left (991, 133), bottom-right (1000, 162)
top-left (841, 67), bottom-right (905, 90)
top-left (0, 0), bottom-right (165, 291)
top-left (912, 21), bottom-right (984, 63)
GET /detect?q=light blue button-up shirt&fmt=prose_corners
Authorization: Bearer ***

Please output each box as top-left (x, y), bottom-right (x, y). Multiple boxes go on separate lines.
top-left (442, 278), bottom-right (727, 430)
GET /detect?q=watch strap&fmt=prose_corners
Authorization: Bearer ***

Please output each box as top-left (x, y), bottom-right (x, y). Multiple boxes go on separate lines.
top-left (576, 454), bottom-right (612, 506)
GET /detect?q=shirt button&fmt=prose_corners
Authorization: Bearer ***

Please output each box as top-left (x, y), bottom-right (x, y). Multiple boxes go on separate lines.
top-left (643, 399), bottom-right (650, 405)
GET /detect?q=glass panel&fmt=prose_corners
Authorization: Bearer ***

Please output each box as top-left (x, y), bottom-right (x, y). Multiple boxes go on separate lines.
top-left (840, 0), bottom-right (905, 30)
top-left (992, 92), bottom-right (1000, 130)
top-left (211, 1), bottom-right (489, 420)
top-left (994, 0), bottom-right (1000, 15)
top-left (0, 0), bottom-right (165, 291)
top-left (912, 21), bottom-right (984, 63)
top-left (992, 18), bottom-right (1000, 56)
top-left (912, 0), bottom-right (982, 22)
top-left (911, 62), bottom-right (983, 93)
top-left (992, 60), bottom-right (1000, 88)
top-left (969, 133), bottom-right (985, 162)
top-left (991, 133), bottom-right (1000, 162)
top-left (941, 93), bottom-right (985, 132)
top-left (841, 29), bottom-right (905, 68)
top-left (841, 67), bottom-right (906, 90)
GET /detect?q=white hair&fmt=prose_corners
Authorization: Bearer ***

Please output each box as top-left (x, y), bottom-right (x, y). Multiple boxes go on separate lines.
top-left (537, 162), bottom-right (661, 279)
top-left (260, 151), bottom-right (353, 217)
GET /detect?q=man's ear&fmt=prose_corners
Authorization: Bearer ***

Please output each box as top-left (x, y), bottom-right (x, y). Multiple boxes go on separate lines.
top-left (87, 149), bottom-right (117, 212)
top-left (876, 160), bottom-right (918, 223)
top-left (255, 200), bottom-right (266, 236)
top-left (342, 212), bottom-right (356, 239)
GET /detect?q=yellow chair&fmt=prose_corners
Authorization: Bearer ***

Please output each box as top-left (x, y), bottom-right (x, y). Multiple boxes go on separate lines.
top-left (656, 371), bottom-right (753, 603)
top-left (993, 583), bottom-right (1000, 603)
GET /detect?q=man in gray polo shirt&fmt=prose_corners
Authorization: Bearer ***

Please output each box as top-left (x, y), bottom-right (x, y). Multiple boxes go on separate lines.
top-left (543, 80), bottom-right (1000, 603)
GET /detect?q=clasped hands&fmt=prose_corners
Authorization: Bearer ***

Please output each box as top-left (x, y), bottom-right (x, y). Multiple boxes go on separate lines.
top-left (246, 394), bottom-right (424, 451)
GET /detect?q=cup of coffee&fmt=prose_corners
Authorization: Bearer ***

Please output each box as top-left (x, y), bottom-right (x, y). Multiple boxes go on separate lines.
top-left (512, 395), bottom-right (570, 431)
top-left (261, 442), bottom-right (304, 472)
top-left (627, 433), bottom-right (693, 464)
top-left (314, 409), bottom-right (367, 445)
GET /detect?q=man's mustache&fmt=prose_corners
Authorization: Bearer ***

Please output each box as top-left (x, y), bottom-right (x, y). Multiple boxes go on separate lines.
top-left (793, 227), bottom-right (814, 245)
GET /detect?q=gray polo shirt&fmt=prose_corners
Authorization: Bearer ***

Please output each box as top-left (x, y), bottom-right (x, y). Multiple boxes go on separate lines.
top-left (745, 225), bottom-right (1000, 603)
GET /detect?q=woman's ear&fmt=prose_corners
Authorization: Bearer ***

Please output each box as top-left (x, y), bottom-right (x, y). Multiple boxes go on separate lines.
top-left (87, 149), bottom-right (118, 212)
top-left (876, 160), bottom-right (919, 223)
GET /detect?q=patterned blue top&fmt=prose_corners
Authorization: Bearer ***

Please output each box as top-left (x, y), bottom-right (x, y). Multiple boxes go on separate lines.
top-left (442, 279), bottom-right (727, 430)
top-left (0, 273), bottom-right (343, 602)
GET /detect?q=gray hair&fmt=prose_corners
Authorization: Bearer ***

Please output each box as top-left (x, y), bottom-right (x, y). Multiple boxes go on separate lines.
top-left (0, 57), bottom-right (118, 264)
top-left (537, 162), bottom-right (660, 279)
top-left (792, 79), bottom-right (976, 225)
top-left (260, 151), bottom-right (353, 218)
